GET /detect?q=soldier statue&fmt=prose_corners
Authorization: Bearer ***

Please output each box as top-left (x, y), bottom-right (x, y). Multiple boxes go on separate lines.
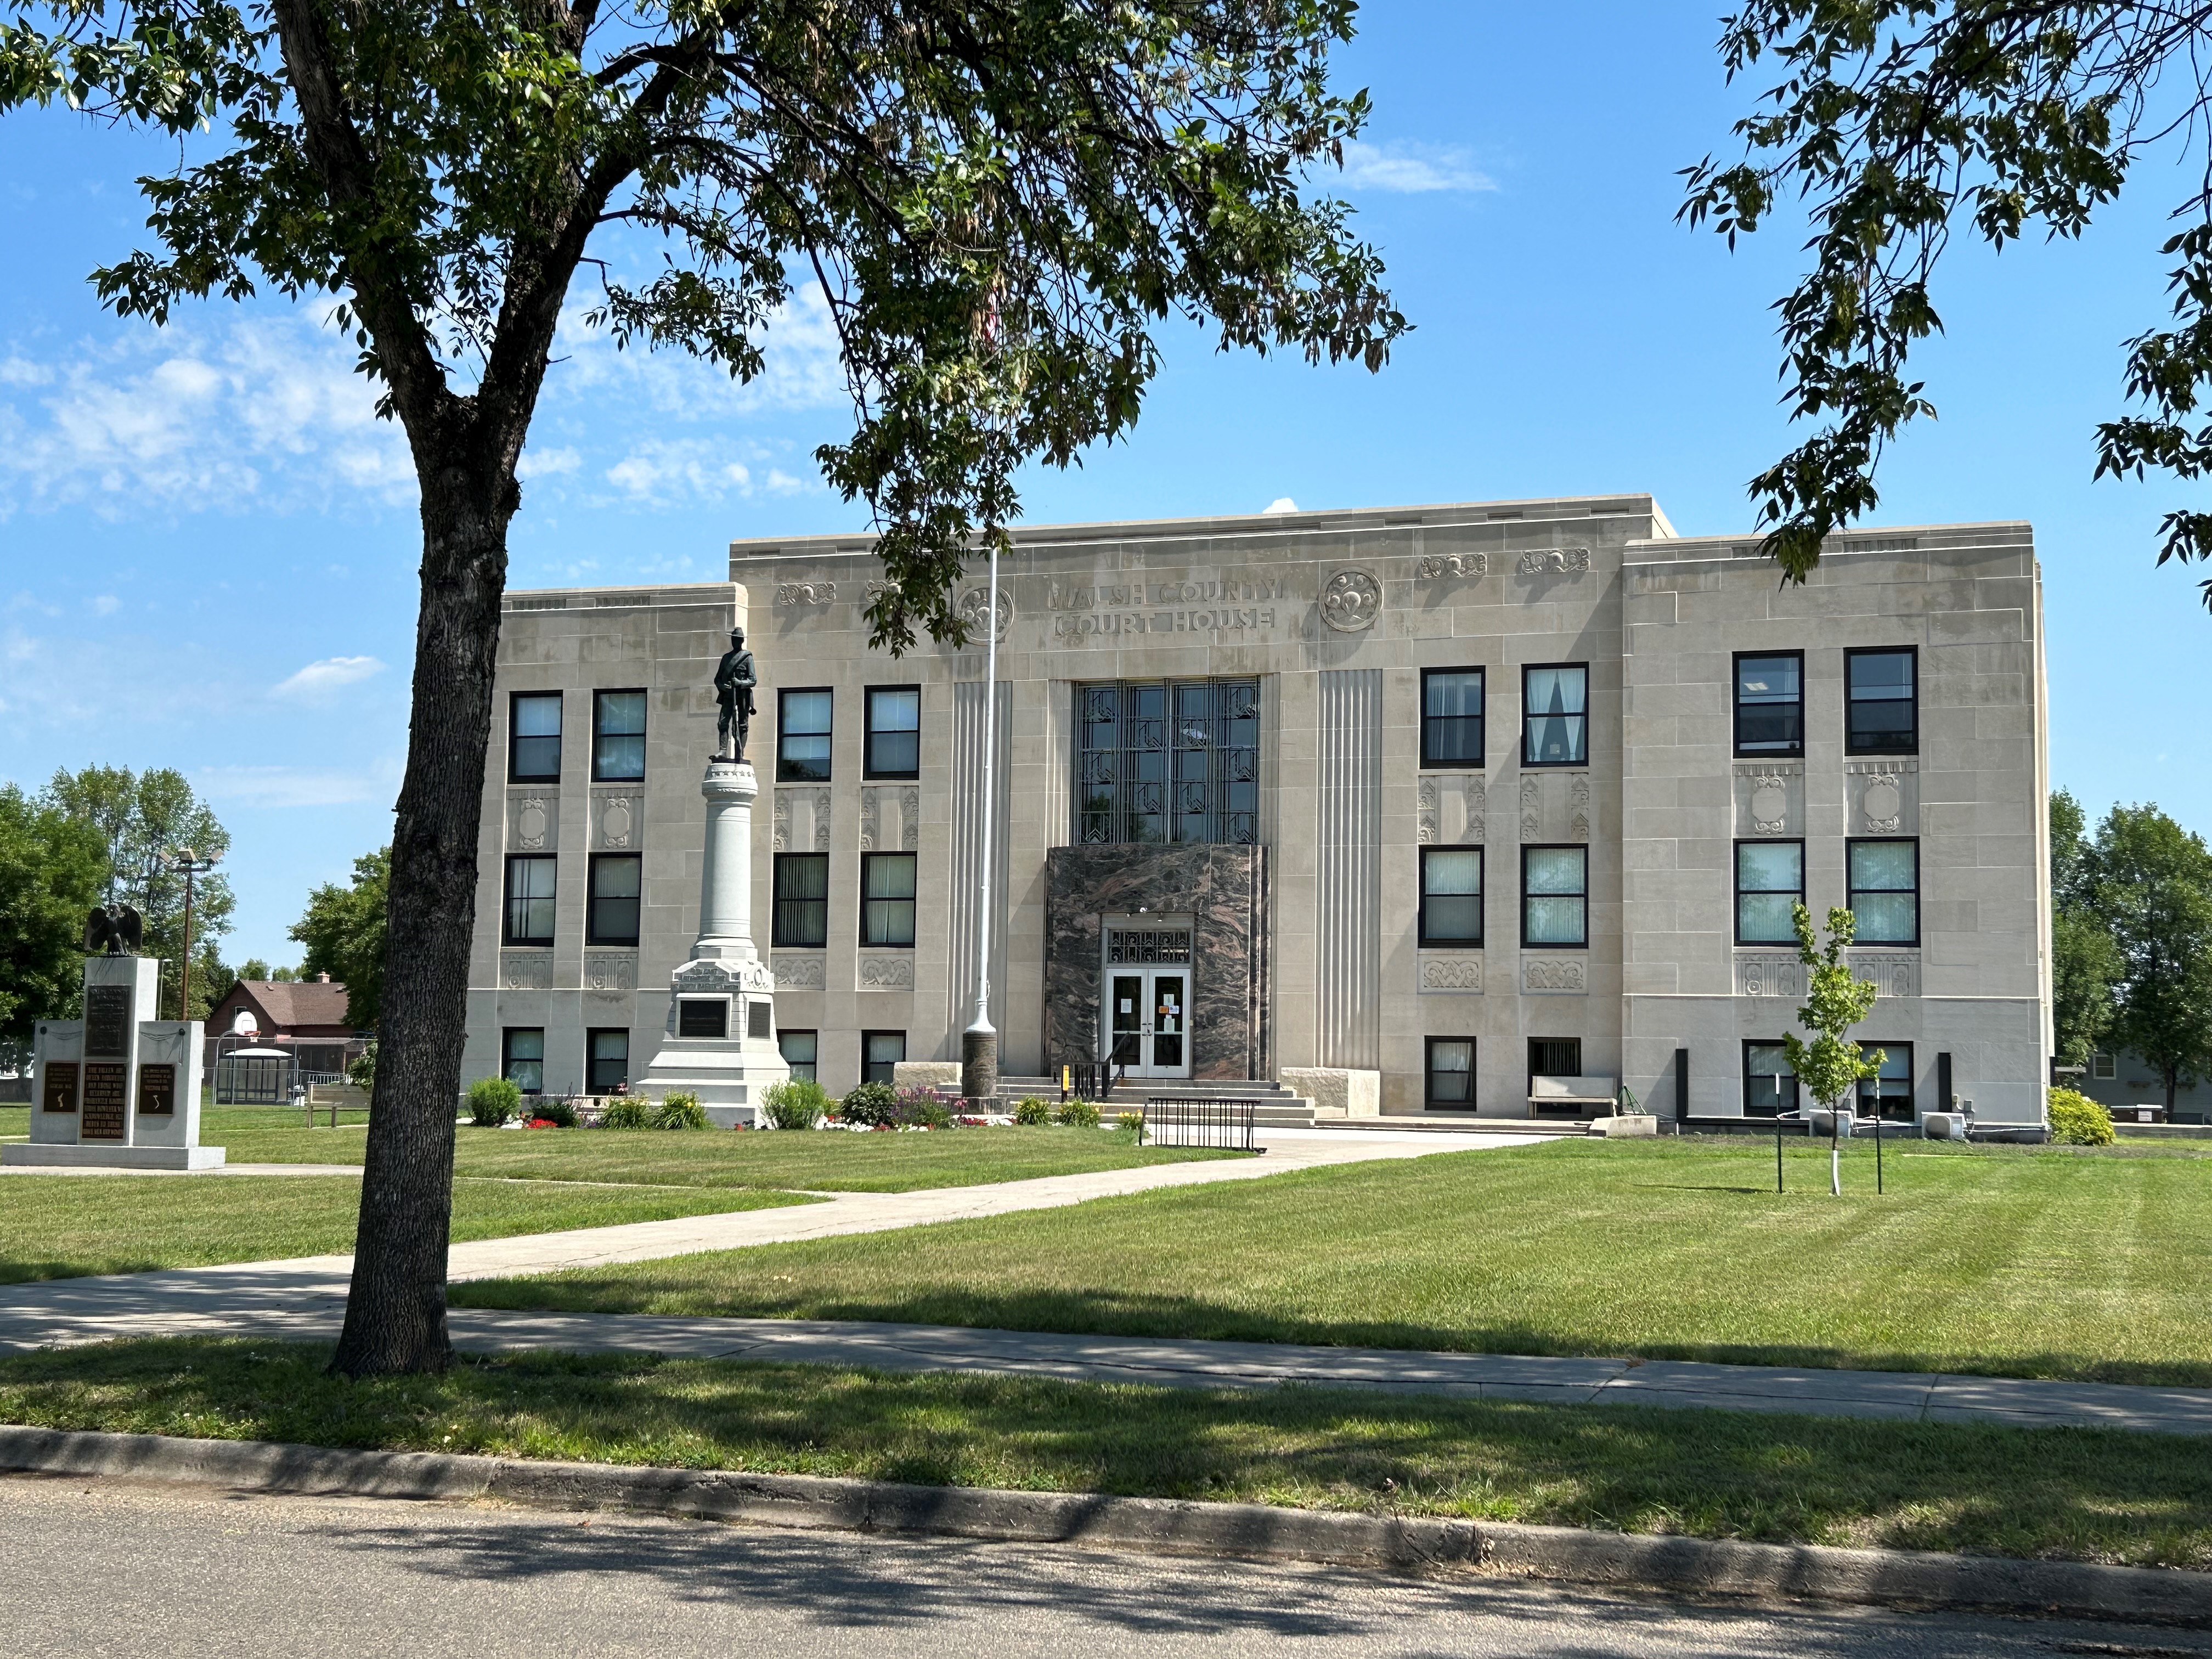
top-left (714, 626), bottom-right (757, 762)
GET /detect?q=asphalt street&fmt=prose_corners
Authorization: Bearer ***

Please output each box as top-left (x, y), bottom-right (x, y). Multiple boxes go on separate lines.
top-left (3, 1475), bottom-right (2203, 1658)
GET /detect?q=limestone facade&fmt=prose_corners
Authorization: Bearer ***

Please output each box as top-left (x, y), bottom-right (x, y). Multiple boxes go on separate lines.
top-left (461, 493), bottom-right (2053, 1126)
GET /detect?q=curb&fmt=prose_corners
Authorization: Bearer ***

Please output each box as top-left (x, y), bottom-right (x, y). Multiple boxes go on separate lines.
top-left (3, 1425), bottom-right (2208, 1625)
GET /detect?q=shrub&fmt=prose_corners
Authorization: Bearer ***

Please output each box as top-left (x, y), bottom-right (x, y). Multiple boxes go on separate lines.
top-left (1012, 1096), bottom-right (1052, 1126)
top-left (1115, 1111), bottom-right (1145, 1135)
top-left (533, 1096), bottom-right (579, 1128)
top-left (760, 1078), bottom-right (828, 1131)
top-left (838, 1082), bottom-right (900, 1127)
top-left (599, 1096), bottom-right (652, 1130)
top-left (653, 1091), bottom-right (710, 1131)
top-left (1057, 1098), bottom-right (1101, 1128)
top-left (2050, 1086), bottom-right (2115, 1147)
top-left (466, 1076), bottom-right (521, 1127)
top-left (895, 1085), bottom-right (955, 1128)
top-left (346, 1040), bottom-right (376, 1092)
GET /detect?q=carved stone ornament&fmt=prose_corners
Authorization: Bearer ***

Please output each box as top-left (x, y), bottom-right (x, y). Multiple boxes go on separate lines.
top-left (515, 798), bottom-right (550, 850)
top-left (671, 956), bottom-right (774, 996)
top-left (1520, 775), bottom-right (1541, 840)
top-left (1749, 774), bottom-right (1791, 835)
top-left (858, 789), bottom-right (879, 851)
top-left (812, 788), bottom-right (832, 851)
top-left (901, 786), bottom-right (921, 851)
top-left (598, 795), bottom-right (636, 849)
top-left (1522, 958), bottom-right (1587, 994)
top-left (1419, 956), bottom-right (1485, 993)
top-left (1418, 777), bottom-right (1438, 845)
top-left (1418, 552), bottom-right (1488, 580)
top-left (1318, 568), bottom-right (1384, 632)
top-left (1736, 956), bottom-right (1807, 998)
top-left (501, 951), bottom-right (551, 990)
top-left (857, 955), bottom-right (915, 990)
top-left (1517, 546), bottom-right (1593, 575)
top-left (1863, 775), bottom-right (1903, 834)
top-left (772, 791), bottom-right (789, 851)
top-left (776, 581), bottom-right (837, 606)
top-left (1849, 952), bottom-right (1919, 998)
top-left (584, 953), bottom-right (636, 992)
top-left (955, 584), bottom-right (1014, 643)
top-left (772, 955), bottom-right (826, 990)
top-left (1570, 773), bottom-right (1591, 842)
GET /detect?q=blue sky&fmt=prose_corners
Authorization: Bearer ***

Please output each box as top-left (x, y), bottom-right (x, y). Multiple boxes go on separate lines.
top-left (1, 2), bottom-right (2203, 964)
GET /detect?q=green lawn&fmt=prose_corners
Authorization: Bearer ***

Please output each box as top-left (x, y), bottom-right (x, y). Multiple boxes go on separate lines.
top-left (0, 1104), bottom-right (27, 1139)
top-left (4, 1337), bottom-right (2208, 1568)
top-left (0, 1176), bottom-right (815, 1283)
top-left (217, 1121), bottom-right (1245, 1191)
top-left (456, 1136), bottom-right (2212, 1387)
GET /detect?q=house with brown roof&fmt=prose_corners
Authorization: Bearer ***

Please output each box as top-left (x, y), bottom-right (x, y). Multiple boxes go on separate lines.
top-left (204, 974), bottom-right (370, 1093)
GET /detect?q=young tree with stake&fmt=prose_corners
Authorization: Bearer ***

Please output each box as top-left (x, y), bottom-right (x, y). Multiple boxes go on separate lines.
top-left (0, 0), bottom-right (1404, 1375)
top-left (1784, 903), bottom-right (1883, 1198)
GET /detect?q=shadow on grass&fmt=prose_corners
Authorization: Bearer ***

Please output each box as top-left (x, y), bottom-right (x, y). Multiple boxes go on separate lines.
top-left (447, 1278), bottom-right (2212, 1391)
top-left (4, 1338), bottom-right (2211, 1570)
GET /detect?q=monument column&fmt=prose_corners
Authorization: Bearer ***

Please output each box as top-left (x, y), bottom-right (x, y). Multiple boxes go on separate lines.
top-left (693, 761), bottom-right (757, 961)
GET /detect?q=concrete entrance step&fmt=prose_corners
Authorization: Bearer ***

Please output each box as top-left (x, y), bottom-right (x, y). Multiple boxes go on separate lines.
top-left (1306, 1114), bottom-right (1584, 1135)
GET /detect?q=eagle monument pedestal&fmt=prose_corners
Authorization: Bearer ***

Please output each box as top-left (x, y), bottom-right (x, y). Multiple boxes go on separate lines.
top-left (7, 950), bottom-right (224, 1170)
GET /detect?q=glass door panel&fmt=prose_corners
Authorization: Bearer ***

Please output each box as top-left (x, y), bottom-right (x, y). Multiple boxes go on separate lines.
top-left (1109, 974), bottom-right (1144, 1068)
top-left (1150, 973), bottom-right (1187, 1074)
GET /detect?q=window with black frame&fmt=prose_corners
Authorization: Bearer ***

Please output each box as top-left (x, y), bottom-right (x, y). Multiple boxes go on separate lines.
top-left (509, 692), bottom-right (562, 781)
top-left (772, 853), bottom-right (829, 947)
top-left (778, 688), bottom-right (833, 781)
top-left (587, 853), bottom-right (641, 945)
top-left (1848, 838), bottom-right (1920, 944)
top-left (1734, 653), bottom-right (1804, 756)
top-left (1735, 840), bottom-right (1804, 945)
top-left (865, 686), bottom-right (921, 778)
top-left (503, 1028), bottom-right (545, 1095)
top-left (1521, 664), bottom-right (1587, 765)
top-left (861, 852), bottom-right (917, 946)
top-left (862, 1030), bottom-right (905, 1086)
top-left (1521, 846), bottom-right (1587, 946)
top-left (778, 1030), bottom-right (817, 1082)
top-left (1425, 1037), bottom-right (1476, 1108)
top-left (1419, 847), bottom-right (1483, 946)
top-left (1743, 1041), bottom-right (1798, 1118)
top-left (1421, 668), bottom-right (1484, 768)
top-left (1528, 1037), bottom-right (1582, 1083)
top-left (593, 690), bottom-right (647, 781)
top-left (503, 855), bottom-right (556, 945)
top-left (586, 1029), bottom-right (628, 1094)
top-left (1857, 1042), bottom-right (1914, 1121)
top-left (1846, 648), bottom-right (1917, 754)
top-left (1077, 679), bottom-right (1259, 845)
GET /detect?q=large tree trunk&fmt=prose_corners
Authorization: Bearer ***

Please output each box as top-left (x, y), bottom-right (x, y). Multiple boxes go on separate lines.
top-left (330, 467), bottom-right (511, 1378)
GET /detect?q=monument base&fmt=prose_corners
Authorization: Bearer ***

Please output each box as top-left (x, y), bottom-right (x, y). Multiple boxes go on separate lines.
top-left (3, 1143), bottom-right (227, 1171)
top-left (636, 954), bottom-right (789, 1128)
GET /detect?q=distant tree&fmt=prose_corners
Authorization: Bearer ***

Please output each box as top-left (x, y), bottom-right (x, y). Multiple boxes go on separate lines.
top-left (290, 848), bottom-right (390, 1028)
top-left (1685, 4), bottom-right (2212, 607)
top-left (2051, 789), bottom-right (2121, 1067)
top-left (0, 0), bottom-right (1403, 1378)
top-left (238, 958), bottom-right (272, 984)
top-left (42, 766), bottom-right (235, 1018)
top-left (1784, 903), bottom-right (1884, 1195)
top-left (0, 785), bottom-right (109, 1049)
top-left (2090, 804), bottom-right (2212, 1110)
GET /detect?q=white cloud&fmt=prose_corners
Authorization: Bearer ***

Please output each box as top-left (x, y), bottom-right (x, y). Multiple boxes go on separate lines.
top-left (89, 594), bottom-right (119, 616)
top-left (520, 444), bottom-right (581, 480)
top-left (272, 655), bottom-right (386, 701)
top-left (605, 441), bottom-right (755, 505)
top-left (1262, 497), bottom-right (1300, 515)
top-left (195, 764), bottom-right (386, 809)
top-left (1338, 140), bottom-right (1497, 195)
top-left (0, 315), bottom-right (414, 520)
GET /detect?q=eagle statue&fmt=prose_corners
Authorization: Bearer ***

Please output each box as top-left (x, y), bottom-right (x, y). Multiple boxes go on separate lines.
top-left (83, 902), bottom-right (144, 957)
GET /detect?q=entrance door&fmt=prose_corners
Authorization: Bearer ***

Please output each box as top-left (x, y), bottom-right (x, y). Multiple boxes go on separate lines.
top-left (1104, 969), bottom-right (1192, 1080)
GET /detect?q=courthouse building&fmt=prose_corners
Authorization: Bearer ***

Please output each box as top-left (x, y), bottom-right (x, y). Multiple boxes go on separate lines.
top-left (462, 492), bottom-right (2054, 1129)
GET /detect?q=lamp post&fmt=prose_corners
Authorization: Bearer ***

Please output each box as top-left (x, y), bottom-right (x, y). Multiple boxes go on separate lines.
top-left (961, 535), bottom-right (1002, 1105)
top-left (165, 848), bottom-right (219, 1022)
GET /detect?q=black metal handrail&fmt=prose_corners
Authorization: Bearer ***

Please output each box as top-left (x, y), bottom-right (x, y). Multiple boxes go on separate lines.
top-left (1141, 1096), bottom-right (1259, 1152)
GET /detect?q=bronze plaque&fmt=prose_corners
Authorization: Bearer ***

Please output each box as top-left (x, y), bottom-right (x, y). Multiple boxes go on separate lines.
top-left (80, 1063), bottom-right (127, 1139)
top-left (84, 985), bottom-right (132, 1058)
top-left (41, 1061), bottom-right (77, 1114)
top-left (137, 1063), bottom-right (176, 1116)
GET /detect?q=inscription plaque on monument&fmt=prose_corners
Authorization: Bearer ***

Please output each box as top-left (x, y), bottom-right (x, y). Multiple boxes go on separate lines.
top-left (84, 985), bottom-right (131, 1058)
top-left (137, 1063), bottom-right (176, 1116)
top-left (80, 1062), bottom-right (128, 1139)
top-left (42, 1061), bottom-right (77, 1114)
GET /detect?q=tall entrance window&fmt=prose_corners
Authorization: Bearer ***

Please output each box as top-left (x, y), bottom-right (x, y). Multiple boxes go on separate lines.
top-left (1103, 925), bottom-right (1192, 1079)
top-left (1077, 679), bottom-right (1259, 845)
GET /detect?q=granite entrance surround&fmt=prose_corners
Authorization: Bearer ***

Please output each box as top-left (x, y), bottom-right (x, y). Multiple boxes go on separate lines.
top-left (1043, 845), bottom-right (1269, 1081)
